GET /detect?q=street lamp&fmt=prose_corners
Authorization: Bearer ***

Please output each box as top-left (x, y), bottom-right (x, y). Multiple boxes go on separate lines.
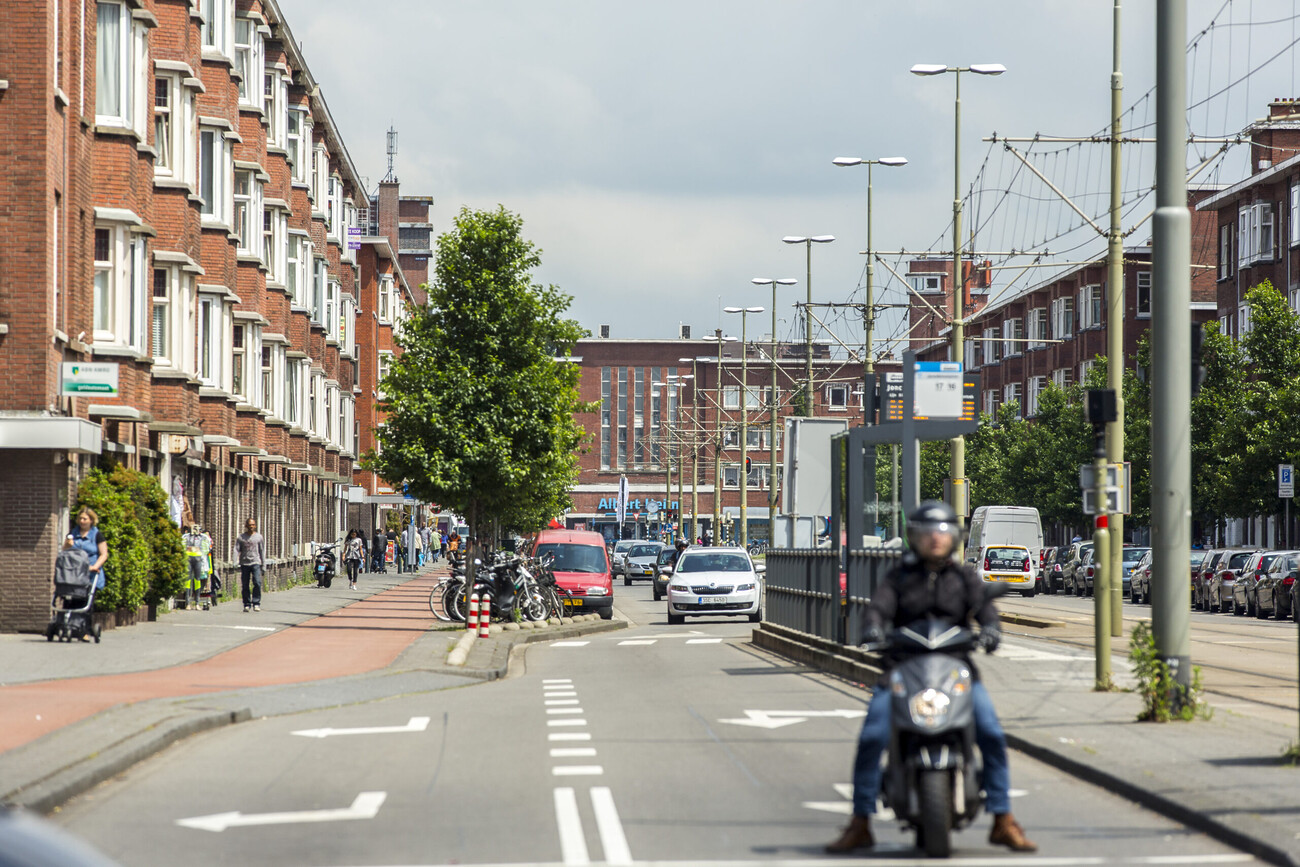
top-left (781, 235), bottom-right (835, 416)
top-left (909, 61), bottom-right (1005, 521)
top-left (751, 277), bottom-right (797, 549)
top-left (725, 305), bottom-right (764, 549)
top-left (702, 331), bottom-right (735, 544)
top-left (669, 374), bottom-right (692, 541)
top-left (679, 356), bottom-right (701, 542)
top-left (651, 379), bottom-right (675, 541)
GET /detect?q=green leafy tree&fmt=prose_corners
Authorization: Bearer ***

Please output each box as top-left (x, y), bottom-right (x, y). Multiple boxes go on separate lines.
top-left (364, 206), bottom-right (591, 556)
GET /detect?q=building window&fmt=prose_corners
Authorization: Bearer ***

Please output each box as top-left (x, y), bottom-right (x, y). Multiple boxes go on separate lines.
top-left (1239, 304), bottom-right (1252, 340)
top-left (261, 343), bottom-right (274, 412)
top-left (1051, 296), bottom-right (1074, 339)
top-left (983, 389), bottom-right (998, 417)
top-left (723, 464), bottom-right (741, 489)
top-left (231, 323), bottom-right (246, 399)
top-left (285, 358), bottom-right (302, 425)
top-left (265, 72), bottom-right (286, 147)
top-left (311, 144), bottom-right (329, 207)
top-left (617, 368), bottom-right (627, 469)
top-left (233, 18), bottom-right (263, 108)
top-left (151, 268), bottom-right (169, 359)
top-left (964, 338), bottom-right (977, 369)
top-left (1078, 285), bottom-right (1103, 329)
top-left (983, 326), bottom-right (1000, 364)
top-left (1002, 317), bottom-right (1024, 358)
top-left (909, 273), bottom-right (943, 294)
top-left (1052, 367), bottom-right (1073, 390)
top-left (201, 0), bottom-right (231, 56)
top-left (826, 384), bottom-right (849, 409)
top-left (311, 257), bottom-right (326, 325)
top-left (197, 294), bottom-right (226, 388)
top-left (377, 351), bottom-right (393, 399)
top-left (633, 368), bottom-right (645, 467)
top-left (95, 2), bottom-right (146, 131)
top-left (1027, 376), bottom-right (1046, 417)
top-left (1080, 358), bottom-right (1097, 384)
top-left (325, 281), bottom-right (340, 342)
top-left (92, 224), bottom-right (147, 352)
top-left (199, 128), bottom-right (232, 223)
top-left (287, 109), bottom-right (309, 184)
top-left (153, 77), bottom-right (171, 171)
top-left (1003, 383), bottom-right (1023, 418)
top-left (378, 275), bottom-right (393, 323)
top-left (1219, 224), bottom-right (1232, 280)
top-left (1239, 202), bottom-right (1275, 267)
top-left (1136, 271), bottom-right (1152, 317)
top-left (1027, 308), bottom-right (1048, 349)
top-left (723, 386), bottom-right (740, 409)
top-left (600, 367), bottom-right (611, 470)
top-left (233, 169), bottom-right (253, 253)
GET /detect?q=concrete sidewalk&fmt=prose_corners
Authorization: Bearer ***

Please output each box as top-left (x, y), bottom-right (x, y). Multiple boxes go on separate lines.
top-left (0, 561), bottom-right (623, 813)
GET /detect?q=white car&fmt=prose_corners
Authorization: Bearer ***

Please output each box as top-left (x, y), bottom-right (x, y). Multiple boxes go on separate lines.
top-left (978, 544), bottom-right (1036, 598)
top-left (665, 547), bottom-right (764, 624)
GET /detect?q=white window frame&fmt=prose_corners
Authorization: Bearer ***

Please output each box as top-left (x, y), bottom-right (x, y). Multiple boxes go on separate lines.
top-left (1052, 296), bottom-right (1075, 339)
top-left (264, 208), bottom-right (286, 282)
top-left (311, 143), bottom-right (329, 209)
top-left (1080, 358), bottom-right (1097, 384)
top-left (982, 326), bottom-right (999, 363)
top-left (150, 264), bottom-right (194, 373)
top-left (230, 321), bottom-right (252, 402)
top-left (1239, 303), bottom-right (1252, 340)
top-left (93, 222), bottom-right (147, 352)
top-left (722, 385), bottom-right (740, 410)
top-left (722, 464), bottom-right (741, 489)
top-left (1002, 317), bottom-right (1024, 358)
top-left (324, 280), bottom-right (340, 344)
top-left (196, 291), bottom-right (229, 389)
top-left (964, 338), bottom-right (977, 369)
top-left (201, 0), bottom-right (233, 59)
top-left (95, 2), bottom-right (147, 133)
top-left (1238, 202), bottom-right (1275, 267)
top-left (983, 389), bottom-right (998, 417)
top-left (1003, 383), bottom-right (1023, 418)
top-left (232, 168), bottom-right (258, 256)
top-left (377, 274), bottom-right (393, 323)
top-left (288, 234), bottom-right (310, 309)
top-left (909, 273), bottom-right (943, 294)
top-left (199, 126), bottom-right (233, 226)
top-left (233, 17), bottom-right (263, 109)
top-left (377, 351), bottom-right (393, 400)
top-left (1136, 271), bottom-right (1152, 318)
top-left (1219, 223), bottom-right (1232, 280)
top-left (825, 384), bottom-right (849, 410)
top-left (287, 108), bottom-right (310, 184)
top-left (1027, 376), bottom-right (1046, 417)
top-left (1078, 284), bottom-right (1103, 329)
top-left (1027, 308), bottom-right (1048, 349)
top-left (1052, 368), bottom-right (1072, 390)
top-left (264, 70), bottom-right (286, 147)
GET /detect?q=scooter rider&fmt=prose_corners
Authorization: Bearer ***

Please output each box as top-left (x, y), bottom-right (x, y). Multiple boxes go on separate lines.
top-left (826, 500), bottom-right (1037, 854)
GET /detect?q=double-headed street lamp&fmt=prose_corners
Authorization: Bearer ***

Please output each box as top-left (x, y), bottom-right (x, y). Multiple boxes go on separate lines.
top-left (831, 156), bottom-right (907, 384)
top-left (910, 61), bottom-right (1005, 519)
top-left (781, 235), bottom-right (834, 415)
top-left (751, 277), bottom-right (796, 549)
top-left (703, 330), bottom-right (736, 543)
top-left (679, 356), bottom-right (706, 543)
top-left (668, 373), bottom-right (692, 541)
top-left (724, 305), bottom-right (764, 548)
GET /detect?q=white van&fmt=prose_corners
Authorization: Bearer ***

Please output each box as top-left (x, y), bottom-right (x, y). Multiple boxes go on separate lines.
top-left (964, 506), bottom-right (1044, 592)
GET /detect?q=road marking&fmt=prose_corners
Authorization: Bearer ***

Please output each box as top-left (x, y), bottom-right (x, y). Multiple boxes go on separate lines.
top-left (552, 788), bottom-right (589, 866)
top-left (176, 791), bottom-right (386, 832)
top-left (718, 709), bottom-right (867, 729)
top-left (552, 641), bottom-right (590, 647)
top-left (543, 678), bottom-right (573, 684)
top-left (548, 718), bottom-right (588, 727)
top-left (291, 716), bottom-right (430, 739)
top-left (550, 748), bottom-right (597, 758)
top-left (549, 732), bottom-right (592, 741)
top-left (548, 708), bottom-right (584, 715)
top-left (686, 638), bottom-right (723, 644)
top-left (618, 639), bottom-right (657, 645)
top-left (546, 699), bottom-right (581, 706)
top-left (171, 624), bottom-right (277, 632)
top-left (545, 691), bottom-right (578, 697)
top-left (552, 765), bottom-right (603, 776)
top-left (590, 787), bottom-right (633, 867)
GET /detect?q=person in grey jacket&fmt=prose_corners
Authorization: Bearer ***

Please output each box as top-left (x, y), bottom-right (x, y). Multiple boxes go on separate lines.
top-left (235, 518), bottom-right (266, 612)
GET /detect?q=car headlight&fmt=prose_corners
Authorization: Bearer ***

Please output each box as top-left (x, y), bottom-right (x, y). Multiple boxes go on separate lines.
top-left (670, 584), bottom-right (688, 592)
top-left (586, 587), bottom-right (608, 596)
top-left (737, 583), bottom-right (755, 591)
top-left (908, 688), bottom-right (951, 728)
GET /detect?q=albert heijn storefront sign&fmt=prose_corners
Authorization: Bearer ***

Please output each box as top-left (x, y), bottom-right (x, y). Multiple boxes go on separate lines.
top-left (596, 497), bottom-right (679, 515)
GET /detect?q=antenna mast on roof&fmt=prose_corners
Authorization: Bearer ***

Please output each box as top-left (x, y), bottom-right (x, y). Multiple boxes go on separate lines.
top-left (381, 126), bottom-right (398, 183)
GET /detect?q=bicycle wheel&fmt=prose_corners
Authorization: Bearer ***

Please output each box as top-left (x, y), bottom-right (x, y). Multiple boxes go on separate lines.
top-left (429, 580), bottom-right (454, 620)
top-left (443, 582), bottom-right (466, 622)
top-left (523, 587), bottom-right (549, 621)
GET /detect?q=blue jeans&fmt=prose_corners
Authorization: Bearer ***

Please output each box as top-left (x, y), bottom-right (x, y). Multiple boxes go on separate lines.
top-left (851, 681), bottom-right (1011, 816)
top-left (240, 564), bottom-right (263, 608)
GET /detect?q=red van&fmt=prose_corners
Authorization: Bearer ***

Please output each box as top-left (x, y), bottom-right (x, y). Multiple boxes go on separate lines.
top-left (532, 529), bottom-right (614, 620)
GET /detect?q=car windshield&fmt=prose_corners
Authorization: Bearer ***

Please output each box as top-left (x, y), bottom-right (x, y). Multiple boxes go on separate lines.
top-left (1123, 548), bottom-right (1150, 565)
top-left (677, 553), bottom-right (751, 573)
top-left (535, 543), bottom-right (607, 574)
top-left (627, 544), bottom-right (661, 558)
top-left (1054, 549), bottom-right (1072, 564)
top-left (614, 541), bottom-right (636, 553)
top-left (1227, 552), bottom-right (1253, 570)
top-left (1259, 553), bottom-right (1282, 572)
top-left (657, 549), bottom-right (676, 566)
top-left (985, 548), bottom-right (1027, 569)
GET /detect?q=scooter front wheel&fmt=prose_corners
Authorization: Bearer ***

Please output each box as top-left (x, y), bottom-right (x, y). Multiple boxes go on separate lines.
top-left (916, 768), bottom-right (953, 858)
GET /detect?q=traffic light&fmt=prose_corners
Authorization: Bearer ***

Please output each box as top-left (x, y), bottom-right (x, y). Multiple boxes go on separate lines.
top-left (745, 457), bottom-right (751, 473)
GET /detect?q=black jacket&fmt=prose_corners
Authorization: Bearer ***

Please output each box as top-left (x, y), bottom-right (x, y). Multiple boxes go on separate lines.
top-left (864, 553), bottom-right (1000, 676)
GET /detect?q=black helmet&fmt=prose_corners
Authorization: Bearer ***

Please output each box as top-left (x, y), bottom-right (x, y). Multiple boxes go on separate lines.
top-left (905, 500), bottom-right (961, 555)
top-left (675, 540), bottom-right (689, 550)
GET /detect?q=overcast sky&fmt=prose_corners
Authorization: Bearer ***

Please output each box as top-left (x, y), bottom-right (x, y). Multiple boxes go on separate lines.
top-left (277, 1), bottom-right (1300, 351)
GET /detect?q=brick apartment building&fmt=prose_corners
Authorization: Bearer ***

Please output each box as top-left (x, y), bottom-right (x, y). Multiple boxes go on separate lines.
top-left (566, 336), bottom-right (882, 544)
top-left (0, 0), bottom-right (424, 631)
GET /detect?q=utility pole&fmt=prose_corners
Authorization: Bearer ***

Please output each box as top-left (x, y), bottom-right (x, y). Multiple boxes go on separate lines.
top-left (1106, 0), bottom-right (1126, 639)
top-left (1151, 0), bottom-right (1193, 700)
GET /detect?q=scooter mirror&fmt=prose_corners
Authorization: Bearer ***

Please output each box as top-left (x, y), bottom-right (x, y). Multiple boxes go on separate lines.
top-left (474, 559), bottom-right (482, 566)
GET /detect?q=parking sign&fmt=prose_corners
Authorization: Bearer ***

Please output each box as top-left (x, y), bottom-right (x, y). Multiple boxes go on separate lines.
top-left (1281, 464), bottom-right (1294, 499)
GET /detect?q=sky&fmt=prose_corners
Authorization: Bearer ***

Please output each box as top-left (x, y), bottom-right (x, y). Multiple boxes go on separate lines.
top-left (276, 0), bottom-right (1300, 354)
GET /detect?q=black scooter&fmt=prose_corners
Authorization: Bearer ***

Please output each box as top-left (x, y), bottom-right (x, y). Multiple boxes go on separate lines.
top-left (314, 543), bottom-right (337, 588)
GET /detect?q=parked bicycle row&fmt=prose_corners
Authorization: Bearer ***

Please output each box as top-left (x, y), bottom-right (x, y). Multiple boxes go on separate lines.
top-left (427, 551), bottom-right (579, 624)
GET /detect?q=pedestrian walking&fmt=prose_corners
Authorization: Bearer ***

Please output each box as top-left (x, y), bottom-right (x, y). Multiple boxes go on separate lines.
top-left (440, 531), bottom-right (449, 560)
top-left (344, 529), bottom-right (364, 590)
top-left (403, 521), bottom-right (419, 572)
top-left (65, 507), bottom-right (109, 591)
top-left (412, 522), bottom-right (424, 568)
top-left (371, 528), bottom-right (387, 573)
top-left (235, 518), bottom-right (266, 612)
top-left (388, 525), bottom-right (402, 573)
top-left (421, 524), bottom-right (434, 563)
top-left (182, 524), bottom-right (211, 609)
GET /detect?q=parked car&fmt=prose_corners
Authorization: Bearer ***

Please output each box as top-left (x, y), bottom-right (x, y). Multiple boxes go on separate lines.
top-left (1203, 548), bottom-right (1259, 613)
top-left (1077, 547), bottom-right (1099, 596)
top-left (665, 546), bottom-right (764, 624)
top-left (1038, 546), bottom-right (1056, 593)
top-left (619, 541), bottom-right (666, 586)
top-left (977, 544), bottom-right (1036, 597)
top-left (1188, 549), bottom-right (1209, 605)
top-left (1044, 546), bottom-right (1071, 595)
top-left (1192, 549), bottom-right (1226, 609)
top-left (1250, 551), bottom-right (1300, 619)
top-left (652, 546), bottom-right (677, 601)
top-left (1128, 549), bottom-right (1154, 603)
top-left (532, 529), bottom-right (614, 620)
top-left (1063, 541), bottom-right (1093, 595)
top-left (1228, 550), bottom-right (1277, 616)
top-left (608, 539), bottom-right (637, 579)
top-left (1116, 547), bottom-right (1150, 597)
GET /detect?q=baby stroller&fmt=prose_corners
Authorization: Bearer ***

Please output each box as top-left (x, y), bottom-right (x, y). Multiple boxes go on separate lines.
top-left (46, 548), bottom-right (102, 643)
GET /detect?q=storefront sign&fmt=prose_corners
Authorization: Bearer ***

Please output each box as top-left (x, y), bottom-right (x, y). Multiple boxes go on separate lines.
top-left (61, 362), bottom-right (119, 396)
top-left (597, 497), bottom-right (679, 515)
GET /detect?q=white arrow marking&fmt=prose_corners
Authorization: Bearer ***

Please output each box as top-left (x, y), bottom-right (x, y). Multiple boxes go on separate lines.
top-left (718, 709), bottom-right (867, 729)
top-left (176, 791), bottom-right (386, 832)
top-left (803, 783), bottom-right (895, 821)
top-left (290, 716), bottom-right (430, 738)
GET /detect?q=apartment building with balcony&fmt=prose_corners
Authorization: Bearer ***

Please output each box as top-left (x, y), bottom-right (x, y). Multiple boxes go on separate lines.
top-left (0, 0), bottom-right (414, 631)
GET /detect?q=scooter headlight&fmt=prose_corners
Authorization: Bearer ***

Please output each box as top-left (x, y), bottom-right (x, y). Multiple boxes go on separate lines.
top-left (889, 672), bottom-right (906, 696)
top-left (908, 688), bottom-right (951, 728)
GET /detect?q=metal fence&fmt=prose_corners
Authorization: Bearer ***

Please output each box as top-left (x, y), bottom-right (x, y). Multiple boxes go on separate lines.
top-left (764, 549), bottom-right (840, 641)
top-left (764, 548), bottom-right (901, 646)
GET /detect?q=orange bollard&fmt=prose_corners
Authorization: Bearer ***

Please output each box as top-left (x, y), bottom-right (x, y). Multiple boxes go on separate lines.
top-left (467, 593), bottom-right (479, 632)
top-left (478, 597), bottom-right (491, 638)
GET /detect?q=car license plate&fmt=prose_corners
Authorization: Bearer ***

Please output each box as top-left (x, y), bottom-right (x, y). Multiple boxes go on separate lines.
top-left (699, 596), bottom-right (728, 604)
top-left (316, 565), bottom-right (325, 571)
top-left (562, 597), bottom-right (577, 607)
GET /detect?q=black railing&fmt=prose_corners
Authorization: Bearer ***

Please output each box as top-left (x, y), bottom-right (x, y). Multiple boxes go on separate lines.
top-left (764, 549), bottom-right (839, 641)
top-left (845, 548), bottom-right (902, 645)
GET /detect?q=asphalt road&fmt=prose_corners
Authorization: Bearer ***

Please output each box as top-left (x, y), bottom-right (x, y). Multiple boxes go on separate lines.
top-left (52, 578), bottom-right (1258, 866)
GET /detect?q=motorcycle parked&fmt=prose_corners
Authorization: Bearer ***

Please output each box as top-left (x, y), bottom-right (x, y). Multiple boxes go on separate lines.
top-left (871, 618), bottom-right (987, 858)
top-left (314, 542), bottom-right (338, 588)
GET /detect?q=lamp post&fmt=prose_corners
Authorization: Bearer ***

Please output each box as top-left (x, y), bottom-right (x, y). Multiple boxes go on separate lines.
top-left (652, 379), bottom-right (673, 541)
top-left (725, 305), bottom-right (764, 549)
top-left (680, 357), bottom-right (703, 543)
top-left (670, 376), bottom-right (690, 540)
top-left (781, 235), bottom-right (834, 416)
top-left (751, 278), bottom-right (797, 549)
top-left (910, 61), bottom-right (1005, 521)
top-left (705, 331), bottom-right (735, 544)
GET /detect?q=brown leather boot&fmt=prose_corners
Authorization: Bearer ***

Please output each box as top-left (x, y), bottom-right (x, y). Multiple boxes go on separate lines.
top-left (825, 814), bottom-right (874, 853)
top-left (989, 813), bottom-right (1037, 852)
